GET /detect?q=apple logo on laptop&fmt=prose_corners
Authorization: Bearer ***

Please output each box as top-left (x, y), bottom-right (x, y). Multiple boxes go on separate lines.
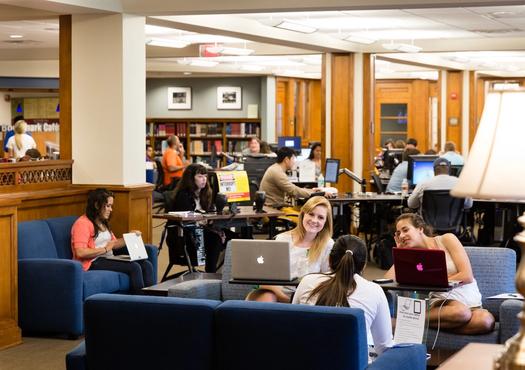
top-left (257, 256), bottom-right (264, 264)
top-left (416, 262), bottom-right (424, 272)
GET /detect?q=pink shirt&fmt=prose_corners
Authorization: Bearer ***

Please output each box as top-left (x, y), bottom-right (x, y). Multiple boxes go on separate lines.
top-left (71, 215), bottom-right (116, 271)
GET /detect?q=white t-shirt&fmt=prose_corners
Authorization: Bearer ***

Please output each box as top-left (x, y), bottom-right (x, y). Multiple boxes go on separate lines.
top-left (6, 134), bottom-right (36, 159)
top-left (292, 273), bottom-right (393, 354)
top-left (94, 230), bottom-right (114, 259)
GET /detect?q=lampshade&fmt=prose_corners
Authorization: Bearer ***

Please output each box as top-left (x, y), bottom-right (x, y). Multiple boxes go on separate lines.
top-left (451, 90), bottom-right (525, 200)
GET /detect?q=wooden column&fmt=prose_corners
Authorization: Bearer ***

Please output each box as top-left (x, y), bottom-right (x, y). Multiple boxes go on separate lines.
top-left (59, 15), bottom-right (72, 160)
top-left (330, 53), bottom-right (354, 193)
top-left (446, 71), bottom-right (463, 151)
top-left (361, 54), bottom-right (374, 189)
top-left (0, 199), bottom-right (22, 350)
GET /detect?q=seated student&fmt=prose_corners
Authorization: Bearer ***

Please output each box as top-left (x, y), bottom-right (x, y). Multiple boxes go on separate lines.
top-left (167, 163), bottom-right (231, 272)
top-left (258, 196), bottom-right (334, 303)
top-left (407, 157), bottom-right (473, 210)
top-left (18, 148), bottom-right (42, 162)
top-left (301, 142), bottom-right (322, 179)
top-left (259, 146), bottom-right (318, 206)
top-left (385, 213), bottom-right (495, 334)
top-left (293, 234), bottom-right (393, 355)
top-left (385, 148), bottom-right (420, 193)
top-left (71, 188), bottom-right (154, 293)
top-left (441, 141), bottom-right (464, 165)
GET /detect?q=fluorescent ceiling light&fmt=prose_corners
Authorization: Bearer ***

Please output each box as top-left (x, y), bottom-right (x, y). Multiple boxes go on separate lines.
top-left (381, 42), bottom-right (421, 53)
top-left (345, 34), bottom-right (376, 45)
top-left (206, 46), bottom-right (254, 56)
top-left (9, 34), bottom-right (23, 39)
top-left (241, 65), bottom-right (265, 72)
top-left (146, 38), bottom-right (190, 48)
top-left (144, 25), bottom-right (174, 35)
top-left (190, 59), bottom-right (219, 67)
top-left (275, 19), bottom-right (317, 34)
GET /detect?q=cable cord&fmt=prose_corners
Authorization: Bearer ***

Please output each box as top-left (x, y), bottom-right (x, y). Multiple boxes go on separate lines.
top-left (430, 290), bottom-right (452, 351)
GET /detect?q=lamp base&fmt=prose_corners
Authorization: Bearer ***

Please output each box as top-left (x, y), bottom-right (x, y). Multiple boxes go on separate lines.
top-left (494, 213), bottom-right (525, 370)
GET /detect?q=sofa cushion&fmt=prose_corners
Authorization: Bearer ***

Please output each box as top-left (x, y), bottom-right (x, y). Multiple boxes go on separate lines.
top-left (426, 323), bottom-right (500, 350)
top-left (18, 220), bottom-right (58, 259)
top-left (45, 216), bottom-right (78, 259)
top-left (83, 270), bottom-right (126, 299)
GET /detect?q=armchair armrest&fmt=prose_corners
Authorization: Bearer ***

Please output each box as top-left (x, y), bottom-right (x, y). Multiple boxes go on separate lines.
top-left (66, 341), bottom-right (86, 370)
top-left (500, 299), bottom-right (523, 343)
top-left (368, 344), bottom-right (427, 370)
top-left (167, 279), bottom-right (221, 300)
top-left (18, 258), bottom-right (84, 336)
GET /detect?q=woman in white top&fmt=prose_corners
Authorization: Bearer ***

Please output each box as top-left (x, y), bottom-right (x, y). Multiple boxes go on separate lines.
top-left (385, 213), bottom-right (494, 334)
top-left (293, 235), bottom-right (393, 354)
top-left (7, 120), bottom-right (36, 160)
top-left (302, 142), bottom-right (322, 179)
top-left (260, 196), bottom-right (334, 303)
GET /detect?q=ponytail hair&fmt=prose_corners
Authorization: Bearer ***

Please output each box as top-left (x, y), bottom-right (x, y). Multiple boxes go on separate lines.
top-left (308, 235), bottom-right (367, 307)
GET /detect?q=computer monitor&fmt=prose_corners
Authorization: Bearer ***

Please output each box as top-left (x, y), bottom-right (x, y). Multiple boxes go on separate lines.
top-left (295, 148), bottom-right (311, 163)
top-left (215, 170), bottom-right (250, 203)
top-left (383, 148), bottom-right (404, 173)
top-left (324, 158), bottom-right (340, 184)
top-left (277, 136), bottom-right (301, 151)
top-left (407, 155), bottom-right (439, 187)
top-left (243, 156), bottom-right (276, 186)
top-left (450, 165), bottom-right (463, 177)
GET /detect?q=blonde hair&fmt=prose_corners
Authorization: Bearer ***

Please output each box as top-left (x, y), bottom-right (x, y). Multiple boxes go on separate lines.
top-left (291, 196), bottom-right (333, 263)
top-left (13, 120), bottom-right (27, 151)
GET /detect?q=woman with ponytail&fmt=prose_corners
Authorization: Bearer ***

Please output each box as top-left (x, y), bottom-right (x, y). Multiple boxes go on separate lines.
top-left (292, 235), bottom-right (393, 354)
top-left (7, 120), bottom-right (36, 160)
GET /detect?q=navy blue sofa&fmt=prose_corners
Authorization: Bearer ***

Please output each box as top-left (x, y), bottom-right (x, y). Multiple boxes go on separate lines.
top-left (18, 216), bottom-right (158, 337)
top-left (66, 294), bottom-right (426, 370)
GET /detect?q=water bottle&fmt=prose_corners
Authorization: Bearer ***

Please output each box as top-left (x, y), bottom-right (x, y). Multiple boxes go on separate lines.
top-left (317, 173), bottom-right (324, 188)
top-left (401, 178), bottom-right (409, 196)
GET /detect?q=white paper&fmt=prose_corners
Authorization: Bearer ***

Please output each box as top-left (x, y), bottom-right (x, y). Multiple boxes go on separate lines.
top-left (247, 104), bottom-right (258, 118)
top-left (487, 293), bottom-right (523, 300)
top-left (299, 160), bottom-right (316, 182)
top-left (168, 211), bottom-right (194, 216)
top-left (394, 297), bottom-right (427, 344)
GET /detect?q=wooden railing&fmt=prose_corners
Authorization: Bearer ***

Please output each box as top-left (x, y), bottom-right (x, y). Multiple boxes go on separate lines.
top-left (0, 160), bottom-right (73, 192)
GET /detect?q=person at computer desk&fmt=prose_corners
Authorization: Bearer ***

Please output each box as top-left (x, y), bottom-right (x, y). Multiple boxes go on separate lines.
top-left (259, 196), bottom-right (335, 303)
top-left (242, 137), bottom-right (261, 156)
top-left (71, 188), bottom-right (154, 293)
top-left (384, 213), bottom-right (494, 334)
top-left (385, 148), bottom-right (420, 193)
top-left (293, 234), bottom-right (393, 355)
top-left (167, 163), bottom-right (231, 272)
top-left (301, 142), bottom-right (322, 179)
top-left (440, 141), bottom-right (464, 165)
top-left (407, 157), bottom-right (473, 210)
top-left (162, 135), bottom-right (187, 190)
top-left (259, 147), bottom-right (318, 206)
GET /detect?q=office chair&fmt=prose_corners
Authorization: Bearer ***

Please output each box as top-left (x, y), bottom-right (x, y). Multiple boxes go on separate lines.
top-left (372, 173), bottom-right (384, 194)
top-left (421, 189), bottom-right (465, 235)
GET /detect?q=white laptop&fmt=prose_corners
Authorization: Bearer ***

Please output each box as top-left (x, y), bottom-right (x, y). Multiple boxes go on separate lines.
top-left (231, 239), bottom-right (295, 281)
top-left (105, 233), bottom-right (148, 262)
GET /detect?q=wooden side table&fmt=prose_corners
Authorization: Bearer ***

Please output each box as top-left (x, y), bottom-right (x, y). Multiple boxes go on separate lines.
top-left (437, 343), bottom-right (504, 369)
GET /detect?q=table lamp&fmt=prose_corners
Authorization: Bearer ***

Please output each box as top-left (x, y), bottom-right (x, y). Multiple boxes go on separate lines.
top-left (450, 90), bottom-right (525, 370)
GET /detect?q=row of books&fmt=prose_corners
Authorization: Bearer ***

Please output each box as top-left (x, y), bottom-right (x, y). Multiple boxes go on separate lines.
top-left (147, 123), bottom-right (186, 137)
top-left (189, 123), bottom-right (221, 136)
top-left (225, 122), bottom-right (260, 137)
top-left (190, 140), bottom-right (223, 154)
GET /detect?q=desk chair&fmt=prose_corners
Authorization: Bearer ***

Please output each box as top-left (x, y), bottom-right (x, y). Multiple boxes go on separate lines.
top-left (372, 173), bottom-right (385, 194)
top-left (421, 190), bottom-right (466, 235)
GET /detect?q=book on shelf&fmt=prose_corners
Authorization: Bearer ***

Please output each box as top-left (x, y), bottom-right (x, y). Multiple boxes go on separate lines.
top-left (190, 139), bottom-right (222, 154)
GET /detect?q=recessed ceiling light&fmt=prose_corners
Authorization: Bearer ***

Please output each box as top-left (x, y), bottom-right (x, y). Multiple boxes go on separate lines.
top-left (9, 34), bottom-right (23, 39)
top-left (344, 34), bottom-right (376, 45)
top-left (275, 19), bottom-right (317, 34)
top-left (146, 38), bottom-right (190, 48)
top-left (183, 72), bottom-right (192, 75)
top-left (206, 45), bottom-right (254, 56)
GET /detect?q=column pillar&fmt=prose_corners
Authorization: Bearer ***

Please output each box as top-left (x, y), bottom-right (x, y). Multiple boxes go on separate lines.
top-left (71, 14), bottom-right (145, 185)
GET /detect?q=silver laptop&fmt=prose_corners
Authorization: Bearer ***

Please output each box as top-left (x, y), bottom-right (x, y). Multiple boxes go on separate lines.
top-left (231, 239), bottom-right (294, 281)
top-left (105, 233), bottom-right (148, 262)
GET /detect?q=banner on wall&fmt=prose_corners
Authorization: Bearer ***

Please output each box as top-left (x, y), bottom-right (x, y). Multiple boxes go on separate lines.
top-left (0, 120), bottom-right (59, 132)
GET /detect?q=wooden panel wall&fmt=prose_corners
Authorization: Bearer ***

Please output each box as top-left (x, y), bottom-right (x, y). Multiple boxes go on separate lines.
top-left (469, 71), bottom-right (479, 149)
top-left (362, 54), bottom-right (375, 188)
top-left (331, 54), bottom-right (354, 193)
top-left (411, 80), bottom-right (432, 152)
top-left (59, 15), bottom-right (72, 160)
top-left (374, 81), bottom-right (411, 147)
top-left (0, 200), bottom-right (21, 350)
top-left (446, 71), bottom-right (463, 151)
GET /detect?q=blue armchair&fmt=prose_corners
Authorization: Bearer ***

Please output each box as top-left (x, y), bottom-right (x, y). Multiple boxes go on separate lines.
top-left (18, 216), bottom-right (158, 337)
top-left (425, 246), bottom-right (521, 350)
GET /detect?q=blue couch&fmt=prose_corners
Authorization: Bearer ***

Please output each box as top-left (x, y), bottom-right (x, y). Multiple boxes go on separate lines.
top-left (66, 294), bottom-right (426, 370)
top-left (18, 216), bottom-right (158, 337)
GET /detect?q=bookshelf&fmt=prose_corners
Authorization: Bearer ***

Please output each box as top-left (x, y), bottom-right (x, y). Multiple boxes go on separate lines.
top-left (146, 118), bottom-right (261, 165)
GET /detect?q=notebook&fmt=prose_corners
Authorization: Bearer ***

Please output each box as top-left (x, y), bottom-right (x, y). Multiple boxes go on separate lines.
top-left (231, 239), bottom-right (294, 281)
top-left (392, 247), bottom-right (461, 288)
top-left (105, 233), bottom-right (148, 262)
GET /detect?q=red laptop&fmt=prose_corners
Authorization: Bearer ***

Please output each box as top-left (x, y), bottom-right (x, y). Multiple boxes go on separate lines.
top-left (392, 247), bottom-right (460, 288)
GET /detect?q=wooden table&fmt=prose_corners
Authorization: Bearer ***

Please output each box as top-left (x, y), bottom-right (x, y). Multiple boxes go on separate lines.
top-left (437, 343), bottom-right (503, 369)
top-left (142, 272), bottom-right (221, 296)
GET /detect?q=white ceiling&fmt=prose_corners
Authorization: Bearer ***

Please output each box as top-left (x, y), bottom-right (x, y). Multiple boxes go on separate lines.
top-left (1, 2), bottom-right (525, 79)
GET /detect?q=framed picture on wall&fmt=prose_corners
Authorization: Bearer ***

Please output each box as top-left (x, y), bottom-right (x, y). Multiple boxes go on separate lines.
top-left (217, 86), bottom-right (242, 110)
top-left (168, 87), bottom-right (192, 110)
